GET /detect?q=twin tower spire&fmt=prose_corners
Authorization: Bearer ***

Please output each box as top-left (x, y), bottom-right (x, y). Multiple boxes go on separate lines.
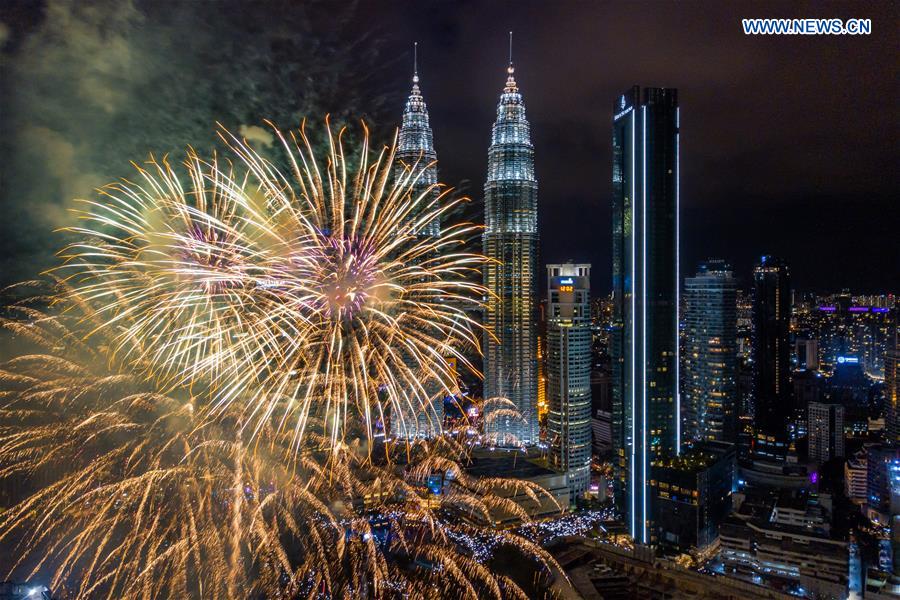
top-left (396, 35), bottom-right (539, 446)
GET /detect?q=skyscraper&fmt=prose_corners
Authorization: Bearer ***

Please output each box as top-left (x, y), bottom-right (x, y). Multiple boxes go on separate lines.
top-left (546, 263), bottom-right (592, 501)
top-left (390, 47), bottom-right (443, 439)
top-left (683, 260), bottom-right (738, 443)
top-left (611, 86), bottom-right (680, 545)
top-left (808, 400), bottom-right (844, 464)
top-left (483, 53), bottom-right (539, 445)
top-left (395, 43), bottom-right (440, 240)
top-left (750, 256), bottom-right (792, 461)
top-left (886, 319), bottom-right (900, 443)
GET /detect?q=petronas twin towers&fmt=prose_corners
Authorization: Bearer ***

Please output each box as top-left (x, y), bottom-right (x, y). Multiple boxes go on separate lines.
top-left (396, 45), bottom-right (539, 445)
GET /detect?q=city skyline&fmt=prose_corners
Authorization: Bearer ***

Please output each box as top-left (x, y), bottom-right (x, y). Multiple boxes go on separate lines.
top-left (0, 3), bottom-right (896, 598)
top-left (365, 3), bottom-right (897, 295)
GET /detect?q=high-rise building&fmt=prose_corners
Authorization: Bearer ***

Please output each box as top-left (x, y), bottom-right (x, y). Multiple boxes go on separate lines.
top-left (611, 86), bottom-right (680, 545)
top-left (886, 319), bottom-right (900, 443)
top-left (391, 49), bottom-right (444, 439)
top-left (482, 54), bottom-right (539, 445)
top-left (546, 263), bottom-right (593, 501)
top-left (394, 43), bottom-right (440, 239)
top-left (750, 256), bottom-right (792, 461)
top-left (808, 401), bottom-right (845, 464)
top-left (682, 260), bottom-right (738, 443)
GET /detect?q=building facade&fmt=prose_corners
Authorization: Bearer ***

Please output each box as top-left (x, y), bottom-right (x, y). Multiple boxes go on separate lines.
top-left (483, 60), bottom-right (540, 445)
top-left (391, 56), bottom-right (444, 439)
top-left (886, 319), bottom-right (900, 442)
top-left (651, 440), bottom-right (735, 552)
top-left (750, 256), bottom-right (792, 461)
top-left (611, 86), bottom-right (680, 545)
top-left (682, 260), bottom-right (738, 443)
top-left (808, 401), bottom-right (845, 464)
top-left (546, 263), bottom-right (593, 501)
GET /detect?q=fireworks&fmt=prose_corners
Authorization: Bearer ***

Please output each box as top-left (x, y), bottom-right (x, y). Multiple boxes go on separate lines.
top-left (0, 122), bottom-right (563, 598)
top-left (0, 295), bottom-right (558, 599)
top-left (59, 121), bottom-right (486, 448)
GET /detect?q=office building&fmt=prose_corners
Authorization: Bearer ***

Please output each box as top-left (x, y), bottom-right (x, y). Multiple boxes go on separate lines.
top-left (795, 337), bottom-right (819, 370)
top-left (546, 263), bottom-right (593, 501)
top-left (887, 319), bottom-right (900, 442)
top-left (845, 449), bottom-right (868, 504)
top-left (611, 86), bottom-right (680, 544)
top-left (808, 401), bottom-right (845, 464)
top-left (750, 256), bottom-right (792, 462)
top-left (482, 54), bottom-right (539, 445)
top-left (868, 445), bottom-right (900, 523)
top-left (682, 260), bottom-right (738, 443)
top-left (650, 440), bottom-right (735, 552)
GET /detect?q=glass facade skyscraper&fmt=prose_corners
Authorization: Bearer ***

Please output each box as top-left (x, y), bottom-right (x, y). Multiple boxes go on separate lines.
top-left (611, 86), bottom-right (680, 545)
top-left (390, 58), bottom-right (444, 439)
top-left (483, 62), bottom-right (539, 445)
top-left (394, 57), bottom-right (440, 240)
top-left (683, 260), bottom-right (738, 443)
top-left (546, 263), bottom-right (592, 501)
top-left (750, 256), bottom-right (792, 461)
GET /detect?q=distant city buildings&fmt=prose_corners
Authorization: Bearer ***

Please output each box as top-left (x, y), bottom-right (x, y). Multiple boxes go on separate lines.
top-left (610, 86), bottom-right (680, 545)
top-left (546, 263), bottom-right (593, 501)
top-left (482, 57), bottom-right (540, 445)
top-left (808, 400), bottom-right (845, 464)
top-left (682, 260), bottom-right (738, 443)
top-left (719, 491), bottom-right (848, 598)
top-left (750, 256), bottom-right (792, 462)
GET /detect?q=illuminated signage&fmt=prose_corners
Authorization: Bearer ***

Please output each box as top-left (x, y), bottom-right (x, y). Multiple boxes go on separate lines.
top-left (837, 356), bottom-right (859, 364)
top-left (559, 277), bottom-right (574, 285)
top-left (559, 285), bottom-right (574, 292)
top-left (818, 306), bottom-right (837, 312)
top-left (873, 307), bottom-right (890, 313)
top-left (848, 306), bottom-right (869, 313)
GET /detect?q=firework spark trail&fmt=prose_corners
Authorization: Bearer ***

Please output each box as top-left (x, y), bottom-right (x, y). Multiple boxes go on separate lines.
top-left (0, 295), bottom-right (560, 599)
top-left (59, 121), bottom-right (487, 450)
top-left (0, 122), bottom-right (564, 598)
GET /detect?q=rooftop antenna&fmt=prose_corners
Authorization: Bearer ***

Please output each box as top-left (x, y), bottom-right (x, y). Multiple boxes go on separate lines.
top-left (508, 31), bottom-right (513, 68)
top-left (413, 41), bottom-right (418, 83)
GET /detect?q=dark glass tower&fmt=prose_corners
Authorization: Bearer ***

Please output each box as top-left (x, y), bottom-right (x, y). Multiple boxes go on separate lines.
top-left (750, 256), bottom-right (792, 461)
top-left (611, 86), bottom-right (680, 545)
top-left (683, 260), bottom-right (737, 443)
top-left (483, 60), bottom-right (539, 445)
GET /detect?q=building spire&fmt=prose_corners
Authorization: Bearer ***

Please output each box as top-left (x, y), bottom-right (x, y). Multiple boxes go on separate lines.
top-left (409, 42), bottom-right (421, 97)
top-left (504, 31), bottom-right (517, 93)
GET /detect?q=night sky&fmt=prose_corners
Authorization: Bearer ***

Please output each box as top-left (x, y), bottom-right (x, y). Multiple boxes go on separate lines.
top-left (1, 1), bottom-right (897, 294)
top-left (368, 1), bottom-right (899, 293)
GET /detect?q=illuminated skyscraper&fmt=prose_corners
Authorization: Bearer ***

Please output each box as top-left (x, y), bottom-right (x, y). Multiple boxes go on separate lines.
top-left (391, 46), bottom-right (443, 438)
top-left (611, 86), bottom-right (680, 545)
top-left (482, 49), bottom-right (539, 445)
top-left (750, 256), bottom-right (792, 461)
top-left (683, 260), bottom-right (737, 443)
top-left (394, 43), bottom-right (440, 239)
top-left (546, 263), bottom-right (592, 501)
